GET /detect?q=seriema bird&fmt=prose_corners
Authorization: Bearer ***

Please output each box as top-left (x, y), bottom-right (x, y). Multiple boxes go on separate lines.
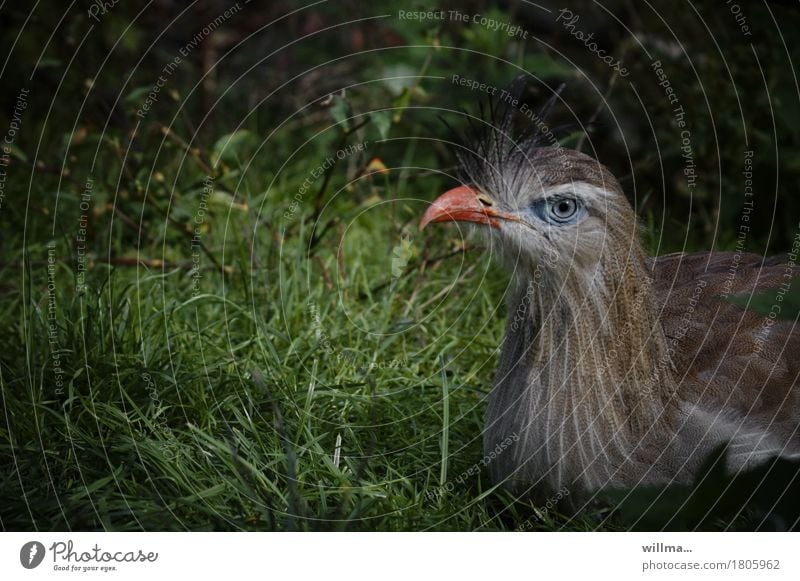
top-left (420, 85), bottom-right (799, 505)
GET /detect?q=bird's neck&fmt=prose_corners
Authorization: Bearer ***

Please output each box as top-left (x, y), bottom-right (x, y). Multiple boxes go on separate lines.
top-left (486, 243), bottom-right (679, 494)
top-left (515, 245), bottom-right (675, 424)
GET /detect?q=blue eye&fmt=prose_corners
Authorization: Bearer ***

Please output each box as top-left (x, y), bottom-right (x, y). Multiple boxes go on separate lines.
top-left (530, 196), bottom-right (584, 225)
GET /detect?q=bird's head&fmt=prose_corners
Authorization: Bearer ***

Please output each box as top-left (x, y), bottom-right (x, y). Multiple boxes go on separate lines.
top-left (421, 104), bottom-right (638, 284)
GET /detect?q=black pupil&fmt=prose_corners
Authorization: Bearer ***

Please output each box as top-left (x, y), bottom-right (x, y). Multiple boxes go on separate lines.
top-left (557, 201), bottom-right (572, 215)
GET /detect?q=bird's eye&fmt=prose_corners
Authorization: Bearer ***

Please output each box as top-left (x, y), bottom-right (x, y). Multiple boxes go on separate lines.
top-left (528, 196), bottom-right (584, 225)
top-left (550, 198), bottom-right (577, 221)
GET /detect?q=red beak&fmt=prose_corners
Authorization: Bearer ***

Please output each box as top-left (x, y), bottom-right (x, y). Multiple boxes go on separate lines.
top-left (419, 185), bottom-right (515, 231)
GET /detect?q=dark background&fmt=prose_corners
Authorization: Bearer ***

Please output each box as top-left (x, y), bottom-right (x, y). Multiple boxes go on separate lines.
top-left (3, 0), bottom-right (799, 254)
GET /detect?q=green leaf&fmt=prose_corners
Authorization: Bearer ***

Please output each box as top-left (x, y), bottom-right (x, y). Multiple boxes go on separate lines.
top-left (35, 57), bottom-right (61, 70)
top-left (380, 64), bottom-right (418, 96)
top-left (728, 285), bottom-right (800, 319)
top-left (370, 111), bottom-right (392, 140)
top-left (5, 143), bottom-right (27, 163)
top-left (392, 88), bottom-right (413, 124)
top-left (523, 54), bottom-right (575, 80)
top-left (211, 130), bottom-right (257, 168)
top-left (125, 86), bottom-right (154, 105)
top-left (210, 190), bottom-right (248, 212)
top-left (329, 95), bottom-right (350, 132)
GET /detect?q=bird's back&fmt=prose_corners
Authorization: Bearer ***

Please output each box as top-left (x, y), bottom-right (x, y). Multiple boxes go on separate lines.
top-left (649, 251), bottom-right (800, 468)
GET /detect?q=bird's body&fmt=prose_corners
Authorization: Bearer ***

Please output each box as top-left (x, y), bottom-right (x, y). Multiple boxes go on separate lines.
top-left (484, 247), bottom-right (799, 503)
top-left (421, 102), bottom-right (799, 504)
top-left (652, 252), bottom-right (800, 471)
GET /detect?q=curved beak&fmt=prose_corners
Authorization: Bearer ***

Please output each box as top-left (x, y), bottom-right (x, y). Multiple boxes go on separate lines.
top-left (419, 185), bottom-right (516, 231)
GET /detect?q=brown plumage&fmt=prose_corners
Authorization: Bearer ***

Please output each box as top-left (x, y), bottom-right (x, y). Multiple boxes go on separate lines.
top-left (420, 103), bottom-right (799, 505)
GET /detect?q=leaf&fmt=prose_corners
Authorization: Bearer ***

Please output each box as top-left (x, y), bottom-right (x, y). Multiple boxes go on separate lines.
top-left (392, 88), bottom-right (413, 124)
top-left (380, 64), bottom-right (418, 96)
top-left (5, 143), bottom-right (27, 163)
top-left (523, 54), bottom-right (575, 80)
top-left (391, 259), bottom-right (404, 278)
top-left (390, 238), bottom-right (415, 278)
top-left (370, 111), bottom-right (392, 140)
top-left (728, 285), bottom-right (800, 320)
top-left (35, 58), bottom-right (61, 70)
top-left (329, 94), bottom-right (350, 131)
top-left (210, 190), bottom-right (249, 212)
top-left (211, 130), bottom-right (257, 167)
top-left (125, 86), bottom-right (153, 106)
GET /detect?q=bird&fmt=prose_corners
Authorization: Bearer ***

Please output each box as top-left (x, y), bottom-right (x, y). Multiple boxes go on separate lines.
top-left (419, 82), bottom-right (800, 508)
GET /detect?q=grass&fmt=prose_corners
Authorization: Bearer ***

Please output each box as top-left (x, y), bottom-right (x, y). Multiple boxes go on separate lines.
top-left (0, 115), bottom-right (613, 530)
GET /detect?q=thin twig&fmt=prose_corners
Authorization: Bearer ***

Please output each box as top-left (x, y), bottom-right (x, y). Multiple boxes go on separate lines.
top-left (307, 117), bottom-right (371, 251)
top-left (576, 72), bottom-right (619, 153)
top-left (157, 124), bottom-right (217, 177)
top-left (361, 244), bottom-right (481, 299)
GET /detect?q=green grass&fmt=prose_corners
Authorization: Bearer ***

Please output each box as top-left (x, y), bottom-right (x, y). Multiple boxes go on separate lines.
top-left (0, 120), bottom-right (611, 530)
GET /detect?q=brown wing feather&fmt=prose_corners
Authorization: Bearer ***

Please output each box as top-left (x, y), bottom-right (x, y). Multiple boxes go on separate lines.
top-left (648, 251), bottom-right (800, 454)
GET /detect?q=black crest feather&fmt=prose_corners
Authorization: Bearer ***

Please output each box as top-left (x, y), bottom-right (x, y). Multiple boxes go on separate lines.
top-left (441, 75), bottom-right (568, 197)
